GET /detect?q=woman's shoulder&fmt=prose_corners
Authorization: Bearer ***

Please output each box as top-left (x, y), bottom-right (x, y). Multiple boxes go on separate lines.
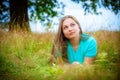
top-left (81, 33), bottom-right (96, 43)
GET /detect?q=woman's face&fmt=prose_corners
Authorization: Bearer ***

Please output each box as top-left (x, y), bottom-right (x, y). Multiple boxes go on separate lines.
top-left (62, 18), bottom-right (80, 40)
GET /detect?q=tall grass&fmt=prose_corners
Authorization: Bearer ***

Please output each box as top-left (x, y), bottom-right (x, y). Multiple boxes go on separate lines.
top-left (0, 30), bottom-right (119, 80)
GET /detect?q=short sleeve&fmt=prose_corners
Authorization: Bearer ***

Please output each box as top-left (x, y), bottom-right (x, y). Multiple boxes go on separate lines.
top-left (85, 37), bottom-right (97, 57)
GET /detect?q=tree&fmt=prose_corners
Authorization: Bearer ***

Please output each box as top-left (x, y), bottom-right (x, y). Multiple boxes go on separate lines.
top-left (71, 0), bottom-right (120, 15)
top-left (9, 0), bottom-right (30, 31)
top-left (0, 0), bottom-right (64, 31)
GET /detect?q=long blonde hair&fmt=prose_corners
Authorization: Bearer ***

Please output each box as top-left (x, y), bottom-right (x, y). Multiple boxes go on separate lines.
top-left (50, 15), bottom-right (83, 63)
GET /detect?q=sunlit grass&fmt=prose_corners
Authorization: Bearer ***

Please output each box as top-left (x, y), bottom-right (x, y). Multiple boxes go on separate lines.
top-left (0, 30), bottom-right (119, 80)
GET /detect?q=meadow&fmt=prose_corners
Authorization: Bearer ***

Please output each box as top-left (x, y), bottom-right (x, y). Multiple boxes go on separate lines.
top-left (0, 30), bottom-right (120, 80)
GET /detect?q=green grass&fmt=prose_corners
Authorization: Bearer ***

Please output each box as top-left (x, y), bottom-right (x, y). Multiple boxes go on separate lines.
top-left (0, 30), bottom-right (120, 80)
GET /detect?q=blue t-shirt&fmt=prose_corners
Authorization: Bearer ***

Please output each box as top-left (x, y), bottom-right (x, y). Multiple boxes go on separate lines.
top-left (67, 34), bottom-right (97, 64)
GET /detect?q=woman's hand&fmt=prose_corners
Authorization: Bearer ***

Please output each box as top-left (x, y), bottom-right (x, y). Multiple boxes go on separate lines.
top-left (72, 61), bottom-right (80, 65)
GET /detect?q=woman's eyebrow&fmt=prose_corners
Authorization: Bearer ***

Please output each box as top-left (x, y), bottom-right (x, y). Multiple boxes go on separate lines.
top-left (71, 22), bottom-right (75, 24)
top-left (63, 24), bottom-right (68, 27)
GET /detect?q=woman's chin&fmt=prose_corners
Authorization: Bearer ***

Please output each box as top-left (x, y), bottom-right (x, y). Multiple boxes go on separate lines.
top-left (67, 36), bottom-right (75, 40)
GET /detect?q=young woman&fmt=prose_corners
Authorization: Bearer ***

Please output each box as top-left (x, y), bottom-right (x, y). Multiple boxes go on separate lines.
top-left (50, 15), bottom-right (97, 65)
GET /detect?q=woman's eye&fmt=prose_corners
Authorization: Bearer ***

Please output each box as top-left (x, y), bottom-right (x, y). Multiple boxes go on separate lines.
top-left (63, 26), bottom-right (68, 30)
top-left (71, 23), bottom-right (75, 27)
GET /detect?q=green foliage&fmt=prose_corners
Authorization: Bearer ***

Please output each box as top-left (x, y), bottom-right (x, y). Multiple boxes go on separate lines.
top-left (71, 0), bottom-right (120, 15)
top-left (28, 0), bottom-right (64, 21)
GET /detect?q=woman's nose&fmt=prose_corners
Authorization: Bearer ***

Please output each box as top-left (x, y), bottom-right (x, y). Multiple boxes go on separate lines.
top-left (68, 26), bottom-right (72, 31)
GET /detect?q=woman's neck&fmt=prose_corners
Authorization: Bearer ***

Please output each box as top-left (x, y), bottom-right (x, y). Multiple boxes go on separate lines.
top-left (69, 35), bottom-right (80, 50)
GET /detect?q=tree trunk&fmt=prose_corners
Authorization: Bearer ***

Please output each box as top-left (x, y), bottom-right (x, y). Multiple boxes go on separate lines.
top-left (9, 0), bottom-right (31, 32)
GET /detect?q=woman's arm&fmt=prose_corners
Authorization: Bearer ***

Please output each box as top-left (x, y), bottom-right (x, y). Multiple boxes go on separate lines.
top-left (84, 57), bottom-right (95, 65)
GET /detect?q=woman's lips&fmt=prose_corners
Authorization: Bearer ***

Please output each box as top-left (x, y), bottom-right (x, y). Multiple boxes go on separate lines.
top-left (69, 32), bottom-right (74, 35)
